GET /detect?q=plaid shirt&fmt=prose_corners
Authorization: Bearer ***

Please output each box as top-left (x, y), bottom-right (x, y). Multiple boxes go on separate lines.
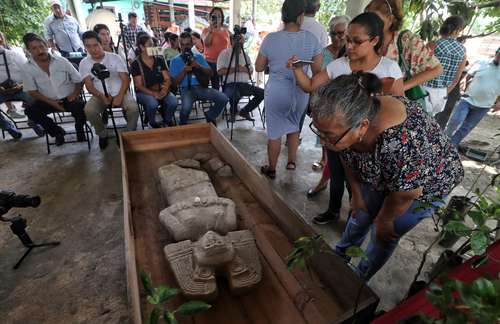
top-left (123, 24), bottom-right (144, 49)
top-left (426, 38), bottom-right (466, 88)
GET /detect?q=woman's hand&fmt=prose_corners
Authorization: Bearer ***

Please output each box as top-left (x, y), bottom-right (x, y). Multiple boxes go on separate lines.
top-left (286, 55), bottom-right (299, 70)
top-left (374, 218), bottom-right (397, 242)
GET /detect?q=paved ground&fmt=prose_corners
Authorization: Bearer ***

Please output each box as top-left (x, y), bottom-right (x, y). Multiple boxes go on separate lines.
top-left (0, 108), bottom-right (498, 323)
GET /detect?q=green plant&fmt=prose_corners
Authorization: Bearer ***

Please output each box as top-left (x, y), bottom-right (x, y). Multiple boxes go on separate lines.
top-left (0, 0), bottom-right (51, 44)
top-left (139, 271), bottom-right (211, 324)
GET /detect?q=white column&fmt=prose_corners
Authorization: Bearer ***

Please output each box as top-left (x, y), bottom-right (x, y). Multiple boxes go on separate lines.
top-left (229, 0), bottom-right (234, 27)
top-left (345, 0), bottom-right (371, 19)
top-left (68, 0), bottom-right (87, 28)
top-left (188, 0), bottom-right (195, 29)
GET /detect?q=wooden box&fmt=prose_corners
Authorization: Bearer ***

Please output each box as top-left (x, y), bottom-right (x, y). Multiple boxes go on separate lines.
top-left (120, 124), bottom-right (379, 324)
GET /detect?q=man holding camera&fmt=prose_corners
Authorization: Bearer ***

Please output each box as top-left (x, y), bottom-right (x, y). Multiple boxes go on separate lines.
top-left (21, 33), bottom-right (86, 145)
top-left (43, 0), bottom-right (84, 60)
top-left (169, 31), bottom-right (228, 125)
top-left (217, 34), bottom-right (263, 122)
top-left (79, 31), bottom-right (138, 150)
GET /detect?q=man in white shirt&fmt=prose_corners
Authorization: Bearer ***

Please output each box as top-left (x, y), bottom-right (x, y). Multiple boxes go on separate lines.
top-left (22, 33), bottom-right (86, 145)
top-left (301, 0), bottom-right (328, 48)
top-left (79, 31), bottom-right (138, 150)
top-left (43, 0), bottom-right (84, 59)
top-left (217, 35), bottom-right (263, 121)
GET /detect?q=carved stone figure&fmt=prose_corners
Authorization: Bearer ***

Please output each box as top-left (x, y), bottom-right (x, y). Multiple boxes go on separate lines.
top-left (164, 230), bottom-right (262, 300)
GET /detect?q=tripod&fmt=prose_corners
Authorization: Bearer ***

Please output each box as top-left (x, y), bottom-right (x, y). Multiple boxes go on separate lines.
top-left (222, 37), bottom-right (255, 140)
top-left (2, 215), bottom-right (60, 270)
top-left (98, 78), bottom-right (121, 146)
top-left (116, 13), bottom-right (131, 73)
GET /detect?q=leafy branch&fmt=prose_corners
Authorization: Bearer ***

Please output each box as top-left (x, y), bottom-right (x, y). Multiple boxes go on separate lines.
top-left (139, 271), bottom-right (211, 324)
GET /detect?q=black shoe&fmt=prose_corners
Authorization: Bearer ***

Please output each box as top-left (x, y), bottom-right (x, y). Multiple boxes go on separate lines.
top-left (7, 128), bottom-right (22, 139)
top-left (238, 111), bottom-right (255, 122)
top-left (99, 136), bottom-right (108, 150)
top-left (55, 128), bottom-right (66, 146)
top-left (149, 122), bottom-right (162, 129)
top-left (27, 120), bottom-right (45, 137)
top-left (312, 210), bottom-right (340, 225)
top-left (207, 119), bottom-right (217, 126)
top-left (165, 120), bottom-right (176, 127)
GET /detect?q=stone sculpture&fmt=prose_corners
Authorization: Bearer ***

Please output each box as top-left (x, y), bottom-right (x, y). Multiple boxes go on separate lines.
top-left (158, 159), bottom-right (262, 300)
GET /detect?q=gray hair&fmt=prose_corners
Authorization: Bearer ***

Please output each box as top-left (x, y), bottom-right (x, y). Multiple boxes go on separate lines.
top-left (328, 15), bottom-right (351, 30)
top-left (310, 73), bottom-right (381, 128)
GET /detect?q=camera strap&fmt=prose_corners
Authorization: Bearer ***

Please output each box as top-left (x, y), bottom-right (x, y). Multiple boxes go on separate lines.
top-left (1, 50), bottom-right (12, 81)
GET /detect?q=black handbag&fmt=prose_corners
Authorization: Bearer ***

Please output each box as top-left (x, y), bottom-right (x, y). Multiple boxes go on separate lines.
top-left (0, 49), bottom-right (21, 91)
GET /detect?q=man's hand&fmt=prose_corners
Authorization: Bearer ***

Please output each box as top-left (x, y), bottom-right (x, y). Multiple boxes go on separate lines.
top-left (158, 87), bottom-right (169, 99)
top-left (101, 94), bottom-right (112, 106)
top-left (67, 92), bottom-right (79, 102)
top-left (183, 64), bottom-right (193, 73)
top-left (112, 94), bottom-right (124, 107)
top-left (191, 59), bottom-right (201, 69)
top-left (50, 100), bottom-right (65, 111)
top-left (374, 218), bottom-right (398, 242)
top-left (286, 55), bottom-right (299, 70)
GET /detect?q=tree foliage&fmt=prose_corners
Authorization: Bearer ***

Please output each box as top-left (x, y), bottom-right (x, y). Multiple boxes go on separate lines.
top-left (0, 0), bottom-right (51, 45)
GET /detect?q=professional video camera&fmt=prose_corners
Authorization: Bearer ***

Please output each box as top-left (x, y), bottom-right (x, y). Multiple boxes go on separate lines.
top-left (91, 63), bottom-right (110, 80)
top-left (233, 25), bottom-right (247, 36)
top-left (0, 190), bottom-right (59, 270)
top-left (181, 48), bottom-right (194, 65)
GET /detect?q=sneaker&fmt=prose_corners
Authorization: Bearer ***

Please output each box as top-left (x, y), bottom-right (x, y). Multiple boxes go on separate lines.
top-left (99, 136), bottom-right (108, 150)
top-left (312, 210), bottom-right (340, 225)
top-left (27, 120), bottom-right (45, 137)
top-left (7, 128), bottom-right (22, 139)
top-left (8, 110), bottom-right (25, 119)
top-left (238, 111), bottom-right (255, 122)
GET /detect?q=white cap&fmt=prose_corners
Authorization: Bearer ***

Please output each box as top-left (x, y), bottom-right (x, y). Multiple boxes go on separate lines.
top-left (50, 0), bottom-right (62, 7)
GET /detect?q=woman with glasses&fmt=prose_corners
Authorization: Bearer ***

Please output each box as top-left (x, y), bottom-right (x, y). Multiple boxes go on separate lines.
top-left (365, 0), bottom-right (443, 111)
top-left (255, 0), bottom-right (322, 179)
top-left (290, 12), bottom-right (404, 225)
top-left (130, 34), bottom-right (177, 128)
top-left (310, 72), bottom-right (463, 281)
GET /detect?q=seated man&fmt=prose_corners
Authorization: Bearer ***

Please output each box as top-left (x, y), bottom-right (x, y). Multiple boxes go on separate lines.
top-left (0, 34), bottom-right (44, 139)
top-left (79, 31), bottom-right (138, 150)
top-left (217, 35), bottom-right (264, 122)
top-left (22, 33), bottom-right (85, 145)
top-left (169, 31), bottom-right (228, 125)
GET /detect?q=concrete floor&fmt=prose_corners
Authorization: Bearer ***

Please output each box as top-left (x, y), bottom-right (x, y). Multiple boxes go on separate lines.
top-left (1, 109), bottom-right (498, 323)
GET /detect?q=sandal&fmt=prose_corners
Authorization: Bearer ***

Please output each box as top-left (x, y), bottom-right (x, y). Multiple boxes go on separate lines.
top-left (306, 183), bottom-right (328, 198)
top-left (286, 161), bottom-right (296, 170)
top-left (260, 165), bottom-right (276, 179)
top-left (311, 161), bottom-right (324, 172)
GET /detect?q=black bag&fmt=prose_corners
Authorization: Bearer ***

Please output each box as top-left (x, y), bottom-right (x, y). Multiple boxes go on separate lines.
top-left (0, 50), bottom-right (21, 91)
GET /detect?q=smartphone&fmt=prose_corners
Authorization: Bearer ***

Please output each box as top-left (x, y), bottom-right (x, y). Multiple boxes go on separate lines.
top-left (292, 60), bottom-right (314, 66)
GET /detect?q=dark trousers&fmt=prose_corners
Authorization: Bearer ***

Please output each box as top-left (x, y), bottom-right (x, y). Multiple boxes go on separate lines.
top-left (208, 62), bottom-right (221, 90)
top-left (223, 83), bottom-right (264, 114)
top-left (26, 98), bottom-right (86, 137)
top-left (326, 149), bottom-right (350, 213)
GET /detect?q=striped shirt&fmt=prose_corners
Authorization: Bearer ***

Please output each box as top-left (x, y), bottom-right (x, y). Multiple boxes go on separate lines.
top-left (426, 38), bottom-right (465, 88)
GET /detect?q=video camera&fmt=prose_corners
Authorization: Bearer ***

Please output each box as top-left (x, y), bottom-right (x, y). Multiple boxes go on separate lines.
top-left (0, 190), bottom-right (40, 217)
top-left (233, 25), bottom-right (247, 36)
top-left (91, 63), bottom-right (110, 80)
top-left (181, 48), bottom-right (194, 65)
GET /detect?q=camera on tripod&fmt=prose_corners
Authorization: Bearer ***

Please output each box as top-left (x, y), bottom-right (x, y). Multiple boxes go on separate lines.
top-left (233, 25), bottom-right (247, 36)
top-left (91, 63), bottom-right (110, 80)
top-left (0, 190), bottom-right (40, 216)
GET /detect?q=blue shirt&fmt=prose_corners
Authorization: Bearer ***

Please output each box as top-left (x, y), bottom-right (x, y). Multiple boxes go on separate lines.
top-left (169, 53), bottom-right (209, 90)
top-left (426, 38), bottom-right (465, 88)
top-left (43, 14), bottom-right (83, 53)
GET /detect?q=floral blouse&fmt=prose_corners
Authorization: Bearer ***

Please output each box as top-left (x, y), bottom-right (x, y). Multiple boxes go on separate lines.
top-left (341, 97), bottom-right (464, 202)
top-left (385, 31), bottom-right (440, 77)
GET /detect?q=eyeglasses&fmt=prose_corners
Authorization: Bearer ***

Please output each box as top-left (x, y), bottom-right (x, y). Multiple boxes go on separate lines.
top-left (309, 122), bottom-right (352, 146)
top-left (345, 37), bottom-right (372, 47)
top-left (330, 30), bottom-right (346, 38)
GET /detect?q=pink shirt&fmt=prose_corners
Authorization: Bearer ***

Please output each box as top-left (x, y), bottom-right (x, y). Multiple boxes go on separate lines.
top-left (203, 28), bottom-right (230, 63)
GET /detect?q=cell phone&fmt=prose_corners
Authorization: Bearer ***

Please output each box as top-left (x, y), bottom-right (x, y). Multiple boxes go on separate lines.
top-left (292, 60), bottom-right (314, 66)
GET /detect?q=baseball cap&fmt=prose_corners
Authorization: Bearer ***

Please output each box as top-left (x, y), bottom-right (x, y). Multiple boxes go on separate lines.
top-left (50, 0), bottom-right (62, 7)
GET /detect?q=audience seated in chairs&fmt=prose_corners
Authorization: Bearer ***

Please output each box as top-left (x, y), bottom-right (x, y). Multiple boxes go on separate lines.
top-left (79, 31), bottom-right (138, 150)
top-left (217, 34), bottom-right (264, 122)
top-left (21, 33), bottom-right (86, 145)
top-left (169, 31), bottom-right (228, 125)
top-left (131, 34), bottom-right (177, 128)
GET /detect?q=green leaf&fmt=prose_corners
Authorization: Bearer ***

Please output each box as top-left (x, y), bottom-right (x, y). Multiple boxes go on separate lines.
top-left (346, 246), bottom-right (367, 260)
top-left (164, 310), bottom-right (177, 324)
top-left (444, 221), bottom-right (471, 236)
top-left (471, 278), bottom-right (496, 299)
top-left (140, 271), bottom-right (155, 296)
top-left (156, 285), bottom-right (180, 303)
top-left (175, 300), bottom-right (212, 316)
top-left (470, 231), bottom-right (489, 256)
top-left (468, 210), bottom-right (486, 227)
top-left (147, 294), bottom-right (161, 305)
top-left (147, 308), bottom-right (161, 324)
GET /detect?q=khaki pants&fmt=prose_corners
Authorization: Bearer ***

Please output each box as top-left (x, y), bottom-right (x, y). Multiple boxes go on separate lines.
top-left (84, 92), bottom-right (138, 138)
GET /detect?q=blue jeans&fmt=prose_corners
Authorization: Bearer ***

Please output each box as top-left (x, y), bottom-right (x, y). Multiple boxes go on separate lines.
top-left (136, 91), bottom-right (177, 126)
top-left (0, 91), bottom-right (35, 133)
top-left (445, 99), bottom-right (489, 146)
top-left (179, 86), bottom-right (228, 125)
top-left (335, 184), bottom-right (444, 281)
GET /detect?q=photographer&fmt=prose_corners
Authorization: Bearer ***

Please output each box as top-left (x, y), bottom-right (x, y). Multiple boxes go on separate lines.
top-left (131, 34), bottom-right (177, 128)
top-left (202, 7), bottom-right (231, 89)
top-left (169, 32), bottom-right (228, 125)
top-left (217, 34), bottom-right (263, 121)
top-left (79, 31), bottom-right (138, 150)
top-left (0, 34), bottom-right (45, 139)
top-left (22, 33), bottom-right (86, 145)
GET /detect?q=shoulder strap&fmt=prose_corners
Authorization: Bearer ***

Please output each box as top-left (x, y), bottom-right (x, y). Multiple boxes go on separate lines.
top-left (397, 30), bottom-right (412, 78)
top-left (137, 57), bottom-right (146, 86)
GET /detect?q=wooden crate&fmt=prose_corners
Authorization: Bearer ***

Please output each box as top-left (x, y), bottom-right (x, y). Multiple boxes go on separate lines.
top-left (120, 124), bottom-right (379, 324)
